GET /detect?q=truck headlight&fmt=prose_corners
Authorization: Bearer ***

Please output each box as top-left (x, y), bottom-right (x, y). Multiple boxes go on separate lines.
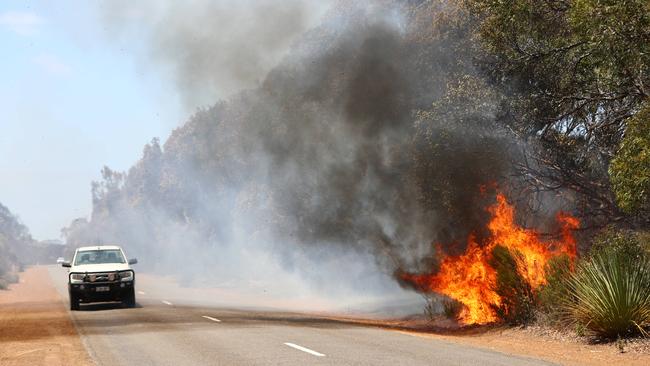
top-left (70, 273), bottom-right (85, 284)
top-left (119, 270), bottom-right (134, 282)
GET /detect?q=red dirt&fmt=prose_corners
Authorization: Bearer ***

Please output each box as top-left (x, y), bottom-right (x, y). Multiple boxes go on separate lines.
top-left (0, 266), bottom-right (93, 366)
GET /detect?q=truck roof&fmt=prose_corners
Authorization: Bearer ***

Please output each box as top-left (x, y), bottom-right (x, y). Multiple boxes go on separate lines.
top-left (76, 245), bottom-right (122, 251)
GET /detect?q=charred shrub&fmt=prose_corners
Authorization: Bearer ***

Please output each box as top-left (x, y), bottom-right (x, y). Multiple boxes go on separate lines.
top-left (442, 297), bottom-right (463, 320)
top-left (423, 295), bottom-right (437, 321)
top-left (422, 295), bottom-right (462, 321)
top-left (490, 245), bottom-right (535, 325)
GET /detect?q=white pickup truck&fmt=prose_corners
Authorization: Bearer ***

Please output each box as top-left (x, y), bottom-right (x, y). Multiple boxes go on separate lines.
top-left (62, 245), bottom-right (138, 310)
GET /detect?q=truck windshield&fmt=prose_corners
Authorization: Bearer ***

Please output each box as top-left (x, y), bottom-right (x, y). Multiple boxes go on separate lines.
top-left (74, 250), bottom-right (125, 265)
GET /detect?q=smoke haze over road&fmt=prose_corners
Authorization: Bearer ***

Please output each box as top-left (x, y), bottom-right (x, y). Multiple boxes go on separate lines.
top-left (61, 0), bottom-right (528, 311)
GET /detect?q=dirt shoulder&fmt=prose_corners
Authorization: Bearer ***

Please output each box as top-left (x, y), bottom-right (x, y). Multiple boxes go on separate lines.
top-left (0, 266), bottom-right (93, 366)
top-left (398, 327), bottom-right (649, 366)
top-left (323, 315), bottom-right (650, 366)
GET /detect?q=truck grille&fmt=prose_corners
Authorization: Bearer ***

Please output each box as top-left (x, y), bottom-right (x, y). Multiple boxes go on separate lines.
top-left (86, 272), bottom-right (117, 282)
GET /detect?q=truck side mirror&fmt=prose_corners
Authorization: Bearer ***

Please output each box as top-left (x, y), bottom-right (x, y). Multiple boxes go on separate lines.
top-left (128, 258), bottom-right (138, 265)
top-left (62, 262), bottom-right (71, 268)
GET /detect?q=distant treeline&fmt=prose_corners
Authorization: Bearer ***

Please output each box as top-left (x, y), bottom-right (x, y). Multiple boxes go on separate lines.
top-left (0, 202), bottom-right (64, 288)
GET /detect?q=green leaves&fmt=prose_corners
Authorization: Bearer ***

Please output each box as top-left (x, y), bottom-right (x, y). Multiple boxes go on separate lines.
top-left (564, 237), bottom-right (650, 338)
top-left (464, 0), bottom-right (650, 224)
top-left (609, 102), bottom-right (650, 215)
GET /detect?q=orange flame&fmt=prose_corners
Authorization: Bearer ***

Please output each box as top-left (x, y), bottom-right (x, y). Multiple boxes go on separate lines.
top-left (402, 192), bottom-right (579, 325)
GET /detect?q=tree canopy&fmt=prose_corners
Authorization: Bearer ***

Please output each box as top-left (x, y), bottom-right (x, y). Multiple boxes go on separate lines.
top-left (464, 0), bottom-right (649, 224)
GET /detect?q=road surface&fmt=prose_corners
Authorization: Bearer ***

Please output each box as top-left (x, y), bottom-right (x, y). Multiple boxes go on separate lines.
top-left (47, 266), bottom-right (555, 366)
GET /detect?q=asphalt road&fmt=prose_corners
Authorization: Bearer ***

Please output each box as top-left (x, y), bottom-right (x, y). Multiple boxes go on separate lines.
top-left (47, 266), bottom-right (556, 366)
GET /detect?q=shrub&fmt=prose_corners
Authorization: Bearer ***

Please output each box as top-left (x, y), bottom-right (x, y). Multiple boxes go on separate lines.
top-left (590, 228), bottom-right (649, 261)
top-left (421, 295), bottom-right (462, 321)
top-left (3, 272), bottom-right (18, 284)
top-left (564, 245), bottom-right (650, 338)
top-left (538, 254), bottom-right (572, 324)
top-left (609, 103), bottom-right (650, 217)
top-left (423, 295), bottom-right (437, 321)
top-left (442, 298), bottom-right (463, 320)
top-left (490, 245), bottom-right (535, 325)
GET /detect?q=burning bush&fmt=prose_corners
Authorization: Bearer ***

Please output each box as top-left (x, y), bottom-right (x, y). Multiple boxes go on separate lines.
top-left (401, 191), bottom-right (579, 325)
top-left (489, 246), bottom-right (535, 325)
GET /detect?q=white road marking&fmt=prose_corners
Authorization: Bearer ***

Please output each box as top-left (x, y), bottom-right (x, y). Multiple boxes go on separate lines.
top-left (283, 343), bottom-right (325, 357)
top-left (161, 300), bottom-right (173, 306)
top-left (202, 315), bottom-right (221, 323)
top-left (137, 291), bottom-right (146, 295)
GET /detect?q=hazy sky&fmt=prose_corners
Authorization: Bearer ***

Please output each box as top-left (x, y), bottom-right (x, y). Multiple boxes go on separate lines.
top-left (0, 1), bottom-right (183, 239)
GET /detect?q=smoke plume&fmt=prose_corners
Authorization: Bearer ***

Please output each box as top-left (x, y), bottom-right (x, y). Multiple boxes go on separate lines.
top-left (101, 0), bottom-right (331, 107)
top-left (70, 0), bottom-right (520, 311)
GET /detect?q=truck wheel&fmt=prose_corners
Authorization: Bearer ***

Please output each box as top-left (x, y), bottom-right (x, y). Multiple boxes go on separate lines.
top-left (70, 294), bottom-right (80, 311)
top-left (123, 289), bottom-right (136, 308)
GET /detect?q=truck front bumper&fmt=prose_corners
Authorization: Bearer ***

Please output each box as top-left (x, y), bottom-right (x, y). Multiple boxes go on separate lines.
top-left (69, 281), bottom-right (134, 302)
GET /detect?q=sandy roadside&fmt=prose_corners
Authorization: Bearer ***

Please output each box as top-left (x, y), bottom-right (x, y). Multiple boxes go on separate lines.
top-left (398, 328), bottom-right (649, 366)
top-left (0, 266), bottom-right (93, 366)
top-left (321, 315), bottom-right (650, 366)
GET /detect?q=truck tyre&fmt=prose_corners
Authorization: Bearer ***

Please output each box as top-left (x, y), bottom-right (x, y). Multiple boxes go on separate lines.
top-left (70, 294), bottom-right (80, 311)
top-left (123, 288), bottom-right (136, 308)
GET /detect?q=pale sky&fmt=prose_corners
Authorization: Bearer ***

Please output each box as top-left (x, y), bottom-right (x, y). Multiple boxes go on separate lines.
top-left (0, 1), bottom-right (183, 239)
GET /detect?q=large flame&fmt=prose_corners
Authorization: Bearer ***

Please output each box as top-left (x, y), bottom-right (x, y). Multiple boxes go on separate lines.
top-left (402, 192), bottom-right (579, 325)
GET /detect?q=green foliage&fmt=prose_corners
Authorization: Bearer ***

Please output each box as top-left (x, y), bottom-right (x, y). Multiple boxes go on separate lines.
top-left (0, 202), bottom-right (32, 286)
top-left (490, 245), bottom-right (536, 325)
top-left (610, 103), bottom-right (650, 216)
top-left (538, 255), bottom-right (572, 324)
top-left (466, 0), bottom-right (649, 133)
top-left (464, 0), bottom-right (650, 224)
top-left (590, 227), bottom-right (650, 261)
top-left (564, 237), bottom-right (650, 338)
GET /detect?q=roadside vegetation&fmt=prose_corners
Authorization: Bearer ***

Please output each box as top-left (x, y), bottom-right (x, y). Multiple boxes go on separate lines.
top-left (482, 230), bottom-right (650, 340)
top-left (0, 203), bottom-right (29, 289)
top-left (565, 233), bottom-right (650, 339)
top-left (444, 0), bottom-right (650, 341)
top-left (0, 202), bottom-right (62, 289)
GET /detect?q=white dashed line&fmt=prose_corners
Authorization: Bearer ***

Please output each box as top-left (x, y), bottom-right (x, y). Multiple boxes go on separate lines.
top-left (202, 315), bottom-right (221, 323)
top-left (283, 343), bottom-right (325, 357)
top-left (161, 300), bottom-right (173, 306)
top-left (137, 291), bottom-right (146, 295)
